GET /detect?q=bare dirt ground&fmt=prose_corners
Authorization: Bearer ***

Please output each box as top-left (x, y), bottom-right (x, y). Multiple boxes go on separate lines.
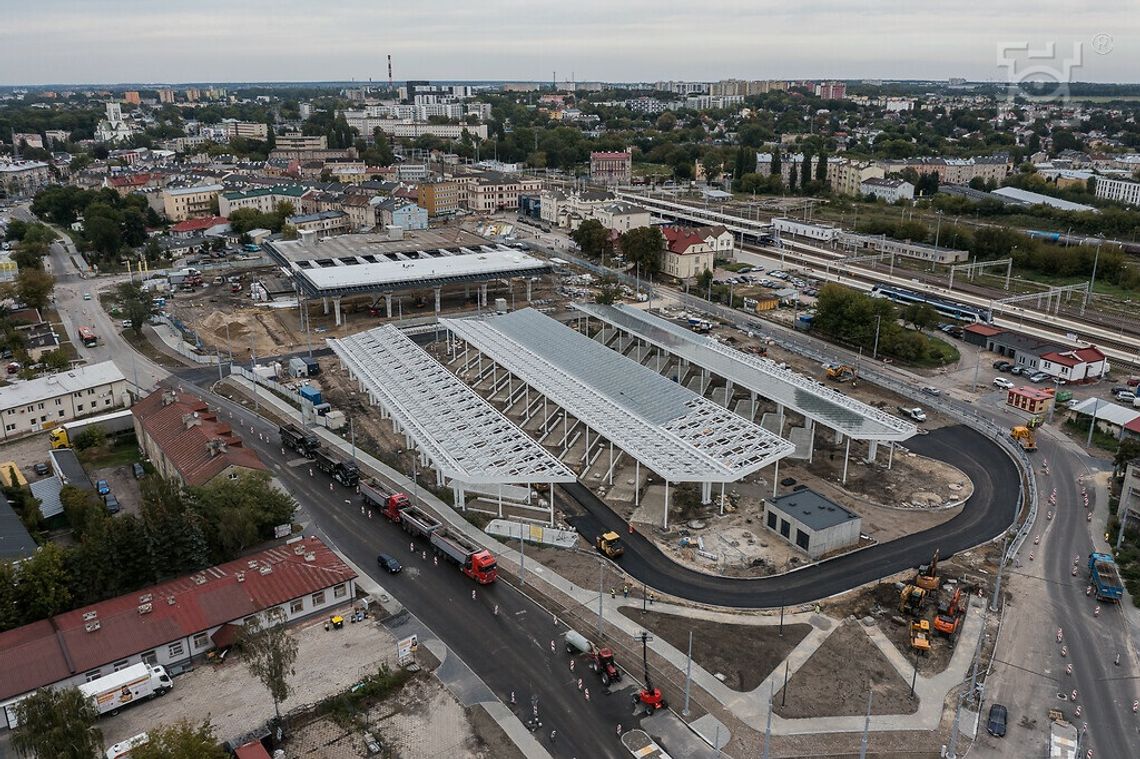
top-left (284, 677), bottom-right (501, 759)
top-left (618, 608), bottom-right (811, 692)
top-left (0, 430), bottom-right (55, 479)
top-left (774, 620), bottom-right (919, 718)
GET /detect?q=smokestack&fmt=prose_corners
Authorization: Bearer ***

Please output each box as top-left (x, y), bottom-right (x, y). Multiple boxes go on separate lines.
top-left (388, 55), bottom-right (393, 90)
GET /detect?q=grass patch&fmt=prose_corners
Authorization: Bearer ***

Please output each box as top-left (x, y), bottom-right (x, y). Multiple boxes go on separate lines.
top-left (121, 327), bottom-right (186, 370)
top-left (911, 334), bottom-right (961, 368)
top-left (314, 664), bottom-right (416, 728)
top-left (720, 261), bottom-right (752, 272)
top-left (77, 434), bottom-right (140, 468)
top-left (1062, 415), bottom-right (1119, 451)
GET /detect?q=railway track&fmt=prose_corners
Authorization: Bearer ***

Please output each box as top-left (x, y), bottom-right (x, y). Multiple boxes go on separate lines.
top-left (743, 239), bottom-right (1140, 366)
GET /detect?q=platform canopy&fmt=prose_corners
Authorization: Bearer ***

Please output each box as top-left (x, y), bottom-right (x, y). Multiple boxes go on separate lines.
top-left (442, 309), bottom-right (795, 483)
top-left (573, 303), bottom-right (916, 442)
top-left (328, 325), bottom-right (576, 486)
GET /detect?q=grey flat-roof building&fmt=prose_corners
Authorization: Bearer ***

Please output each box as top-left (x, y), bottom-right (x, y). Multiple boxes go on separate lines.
top-left (764, 488), bottom-right (862, 559)
top-left (0, 492), bottom-right (37, 562)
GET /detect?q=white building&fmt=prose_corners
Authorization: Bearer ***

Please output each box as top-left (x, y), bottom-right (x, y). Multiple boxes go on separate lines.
top-left (0, 361), bottom-right (129, 441)
top-left (1094, 176), bottom-right (1140, 207)
top-left (859, 177), bottom-right (915, 203)
top-left (773, 218), bottom-right (839, 242)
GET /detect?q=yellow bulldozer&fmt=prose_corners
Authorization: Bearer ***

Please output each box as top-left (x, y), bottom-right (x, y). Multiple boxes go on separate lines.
top-left (899, 584), bottom-right (928, 615)
top-left (1010, 415), bottom-right (1043, 452)
top-left (910, 619), bottom-right (932, 655)
top-left (825, 363), bottom-right (857, 383)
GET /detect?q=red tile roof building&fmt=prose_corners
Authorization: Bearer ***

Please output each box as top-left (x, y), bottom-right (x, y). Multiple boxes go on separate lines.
top-left (132, 389), bottom-right (267, 486)
top-left (0, 537), bottom-right (356, 726)
top-left (659, 225), bottom-right (718, 280)
top-left (1038, 346), bottom-right (1109, 383)
top-left (169, 215), bottom-right (230, 238)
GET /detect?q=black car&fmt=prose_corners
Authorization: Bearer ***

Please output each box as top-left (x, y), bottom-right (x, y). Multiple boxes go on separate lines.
top-left (376, 554), bottom-right (402, 574)
top-left (132, 462), bottom-right (145, 479)
top-left (986, 703), bottom-right (1008, 737)
top-left (32, 462), bottom-right (51, 476)
top-left (104, 494), bottom-right (121, 514)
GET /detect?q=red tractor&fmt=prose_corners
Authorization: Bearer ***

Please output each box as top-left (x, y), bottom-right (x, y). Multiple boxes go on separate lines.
top-left (564, 630), bottom-right (622, 687)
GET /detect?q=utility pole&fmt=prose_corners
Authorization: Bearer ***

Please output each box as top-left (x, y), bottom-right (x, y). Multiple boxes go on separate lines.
top-left (762, 683), bottom-right (774, 759)
top-left (682, 630), bottom-right (693, 716)
top-left (597, 560), bottom-right (604, 638)
top-left (871, 313), bottom-right (882, 361)
top-left (858, 686), bottom-right (873, 759)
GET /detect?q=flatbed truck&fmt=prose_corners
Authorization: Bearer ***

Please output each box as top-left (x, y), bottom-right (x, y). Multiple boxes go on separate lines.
top-left (360, 479), bottom-right (411, 513)
top-left (430, 528), bottom-right (498, 584)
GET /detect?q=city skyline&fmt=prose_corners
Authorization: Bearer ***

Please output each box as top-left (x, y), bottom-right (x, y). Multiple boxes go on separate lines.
top-left (1, 0), bottom-right (1136, 86)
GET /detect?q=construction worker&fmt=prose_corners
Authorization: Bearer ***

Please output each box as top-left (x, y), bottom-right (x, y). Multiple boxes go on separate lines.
top-left (550, 729), bottom-right (557, 743)
top-left (623, 583), bottom-right (630, 598)
top-left (610, 587), bottom-right (616, 599)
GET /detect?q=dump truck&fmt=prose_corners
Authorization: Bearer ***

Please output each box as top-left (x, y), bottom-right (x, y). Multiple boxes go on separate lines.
top-left (430, 528), bottom-right (498, 584)
top-left (313, 447), bottom-right (360, 487)
top-left (49, 410), bottom-right (135, 449)
top-left (1088, 552), bottom-right (1124, 603)
top-left (384, 500), bottom-right (442, 539)
top-left (596, 531), bottom-right (625, 559)
top-left (564, 629), bottom-right (623, 686)
top-left (279, 424), bottom-right (320, 458)
top-left (79, 664), bottom-right (172, 717)
top-left (360, 479), bottom-right (411, 514)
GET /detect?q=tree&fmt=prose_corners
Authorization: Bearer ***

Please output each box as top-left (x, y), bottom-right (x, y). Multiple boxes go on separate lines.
top-left (815, 151), bottom-right (828, 183)
top-left (569, 219), bottom-right (611, 260)
top-left (787, 163), bottom-right (798, 191)
top-left (13, 542), bottom-right (72, 622)
top-left (1113, 438), bottom-right (1140, 477)
top-left (15, 268), bottom-right (54, 309)
top-left (655, 111), bottom-right (677, 132)
top-left (770, 152), bottom-right (781, 176)
top-left (900, 302), bottom-right (939, 332)
top-left (130, 720), bottom-right (227, 759)
top-left (11, 687), bottom-right (102, 759)
top-left (240, 608), bottom-right (299, 721)
top-left (619, 226), bottom-right (664, 274)
top-left (696, 268), bottom-right (714, 293)
top-left (115, 280), bottom-right (155, 334)
top-left (594, 278), bottom-right (624, 305)
top-left (189, 472), bottom-right (296, 563)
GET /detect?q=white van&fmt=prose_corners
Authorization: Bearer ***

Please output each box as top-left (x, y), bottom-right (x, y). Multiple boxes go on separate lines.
top-left (106, 733), bottom-right (149, 758)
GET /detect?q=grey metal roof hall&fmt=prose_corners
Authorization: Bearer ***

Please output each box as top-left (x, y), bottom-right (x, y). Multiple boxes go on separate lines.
top-left (328, 325), bottom-right (576, 487)
top-left (573, 303), bottom-right (916, 442)
top-left (441, 308), bottom-right (794, 483)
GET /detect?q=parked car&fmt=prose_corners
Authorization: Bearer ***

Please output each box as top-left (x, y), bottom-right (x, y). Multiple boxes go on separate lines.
top-left (1009, 366), bottom-right (1025, 376)
top-left (96, 479), bottom-right (110, 495)
top-left (1117, 391), bottom-right (1137, 403)
top-left (32, 462), bottom-right (51, 476)
top-left (920, 386), bottom-right (941, 396)
top-left (986, 703), bottom-right (1008, 738)
top-left (1029, 372), bottom-right (1049, 383)
top-left (993, 377), bottom-right (1015, 389)
top-left (994, 361), bottom-right (1013, 372)
top-left (132, 462), bottom-right (145, 479)
top-left (83, 292), bottom-right (92, 300)
top-left (103, 494), bottom-right (120, 514)
top-left (376, 554), bottom-right (402, 574)
top-left (1066, 398), bottom-right (1083, 410)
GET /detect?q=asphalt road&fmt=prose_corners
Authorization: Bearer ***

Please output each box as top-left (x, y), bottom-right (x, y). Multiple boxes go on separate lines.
top-left (1033, 436), bottom-right (1137, 759)
top-left (564, 424), bottom-right (1020, 607)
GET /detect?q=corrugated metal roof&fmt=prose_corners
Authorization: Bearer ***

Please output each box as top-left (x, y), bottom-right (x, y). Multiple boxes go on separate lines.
top-left (28, 476), bottom-right (64, 519)
top-left (0, 537), bottom-right (355, 701)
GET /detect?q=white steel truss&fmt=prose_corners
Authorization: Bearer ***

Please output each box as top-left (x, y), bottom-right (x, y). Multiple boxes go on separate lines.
top-left (442, 310), bottom-right (794, 483)
top-left (574, 303), bottom-right (916, 442)
top-left (328, 326), bottom-right (576, 486)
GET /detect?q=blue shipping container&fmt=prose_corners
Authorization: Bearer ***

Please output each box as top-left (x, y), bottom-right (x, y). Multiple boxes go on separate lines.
top-left (299, 386), bottom-right (323, 405)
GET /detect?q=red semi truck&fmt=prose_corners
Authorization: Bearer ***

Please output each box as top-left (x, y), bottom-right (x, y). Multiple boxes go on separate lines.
top-left (364, 480), bottom-right (497, 584)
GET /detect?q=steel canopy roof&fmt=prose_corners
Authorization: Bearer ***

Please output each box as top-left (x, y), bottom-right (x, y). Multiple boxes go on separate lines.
top-left (442, 309), bottom-right (794, 483)
top-left (573, 303), bottom-right (916, 442)
top-left (328, 326), bottom-right (576, 486)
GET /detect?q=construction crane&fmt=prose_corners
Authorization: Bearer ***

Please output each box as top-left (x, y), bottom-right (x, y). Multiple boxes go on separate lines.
top-left (632, 632), bottom-right (667, 716)
top-left (915, 549), bottom-right (940, 591)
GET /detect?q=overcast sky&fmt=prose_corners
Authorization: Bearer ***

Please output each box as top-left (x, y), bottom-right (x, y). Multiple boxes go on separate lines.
top-left (2, 0), bottom-right (1136, 85)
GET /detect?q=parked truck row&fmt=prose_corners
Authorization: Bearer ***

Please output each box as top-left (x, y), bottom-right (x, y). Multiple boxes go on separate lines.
top-left (361, 480), bottom-right (498, 584)
top-left (279, 424), bottom-right (359, 487)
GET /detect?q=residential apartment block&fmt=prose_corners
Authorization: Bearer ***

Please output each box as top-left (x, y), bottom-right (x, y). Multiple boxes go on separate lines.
top-left (1094, 176), bottom-right (1140, 207)
top-left (859, 177), bottom-right (915, 203)
top-left (0, 160), bottom-right (52, 197)
top-left (0, 361), bottom-right (128, 441)
top-left (223, 120), bottom-right (269, 140)
top-left (287, 210), bottom-right (351, 237)
top-left (132, 389), bottom-right (267, 487)
top-left (417, 179), bottom-right (461, 216)
top-left (218, 185), bottom-right (309, 217)
top-left (463, 173), bottom-right (542, 213)
top-left (162, 184), bottom-right (224, 221)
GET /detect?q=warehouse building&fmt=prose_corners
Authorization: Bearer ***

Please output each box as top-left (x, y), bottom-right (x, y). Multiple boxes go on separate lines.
top-left (763, 488), bottom-right (862, 559)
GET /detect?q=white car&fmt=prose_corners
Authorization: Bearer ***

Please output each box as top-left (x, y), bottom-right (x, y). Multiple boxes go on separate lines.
top-left (993, 377), bottom-right (1015, 389)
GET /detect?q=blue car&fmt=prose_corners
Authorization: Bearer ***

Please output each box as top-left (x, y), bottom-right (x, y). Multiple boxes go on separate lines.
top-left (96, 479), bottom-right (110, 495)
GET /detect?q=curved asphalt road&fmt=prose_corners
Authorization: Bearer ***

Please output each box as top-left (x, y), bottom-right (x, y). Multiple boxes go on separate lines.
top-left (564, 424), bottom-right (1020, 607)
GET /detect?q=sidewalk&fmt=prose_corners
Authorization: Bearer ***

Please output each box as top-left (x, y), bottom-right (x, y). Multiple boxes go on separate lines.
top-left (230, 372), bottom-right (989, 739)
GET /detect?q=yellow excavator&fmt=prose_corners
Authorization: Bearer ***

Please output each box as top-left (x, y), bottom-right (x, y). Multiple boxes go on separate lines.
top-left (825, 363), bottom-right (857, 383)
top-left (1010, 415), bottom-right (1043, 452)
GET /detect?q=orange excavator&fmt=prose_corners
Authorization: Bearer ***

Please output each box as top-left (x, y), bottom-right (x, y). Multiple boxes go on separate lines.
top-left (915, 549), bottom-right (940, 591)
top-left (934, 588), bottom-right (965, 637)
